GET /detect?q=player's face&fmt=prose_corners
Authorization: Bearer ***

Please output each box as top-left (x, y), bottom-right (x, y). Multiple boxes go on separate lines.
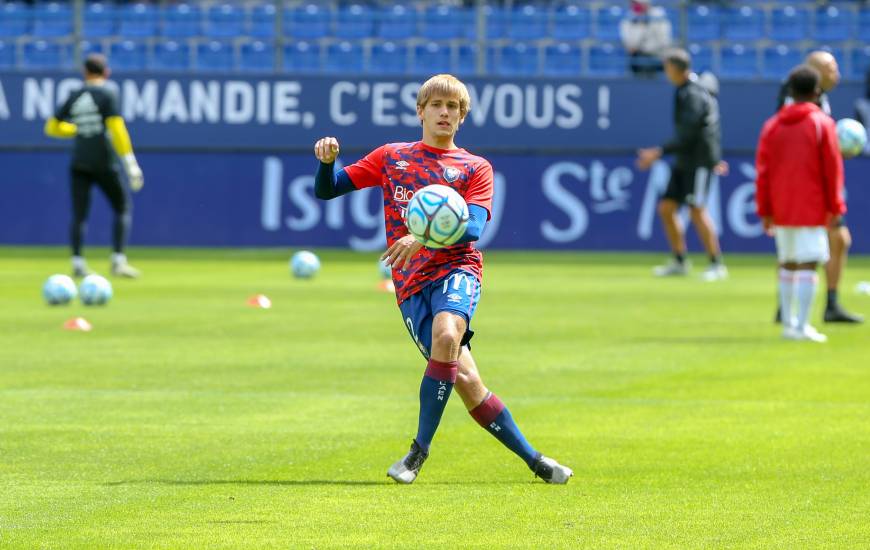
top-left (418, 94), bottom-right (464, 141)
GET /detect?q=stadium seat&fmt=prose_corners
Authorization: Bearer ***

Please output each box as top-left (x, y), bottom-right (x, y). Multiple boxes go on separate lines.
top-left (162, 3), bottom-right (203, 39)
top-left (594, 5), bottom-right (625, 42)
top-left (249, 3), bottom-right (276, 38)
top-left (412, 42), bottom-right (451, 75)
top-left (588, 43), bottom-right (627, 77)
top-left (722, 5), bottom-right (763, 42)
top-left (421, 4), bottom-right (473, 41)
top-left (495, 42), bottom-right (539, 76)
top-left (195, 41), bottom-right (234, 72)
top-left (456, 42), bottom-right (479, 76)
top-left (238, 40), bottom-right (274, 72)
top-left (150, 40), bottom-right (191, 71)
top-left (284, 3), bottom-right (331, 40)
top-left (22, 40), bottom-right (68, 69)
top-left (283, 41), bottom-right (321, 73)
top-left (110, 40), bottom-right (147, 71)
top-left (0, 2), bottom-right (31, 37)
top-left (770, 6), bottom-right (809, 43)
top-left (857, 9), bottom-right (870, 42)
top-left (336, 4), bottom-right (375, 40)
top-left (849, 46), bottom-right (870, 80)
top-left (762, 45), bottom-right (802, 80)
top-left (32, 3), bottom-right (73, 38)
top-left (813, 6), bottom-right (853, 42)
top-left (119, 3), bottom-right (159, 39)
top-left (370, 41), bottom-right (407, 75)
top-left (206, 3), bottom-right (245, 39)
top-left (0, 40), bottom-right (16, 68)
top-left (80, 40), bottom-right (104, 56)
top-left (543, 42), bottom-right (582, 77)
top-left (719, 44), bottom-right (758, 78)
top-left (687, 43), bottom-right (714, 74)
top-left (482, 5), bottom-right (507, 40)
top-left (552, 4), bottom-right (591, 41)
top-left (377, 4), bottom-right (417, 40)
top-left (324, 41), bottom-right (363, 74)
top-left (83, 3), bottom-right (116, 39)
top-left (687, 5), bottom-right (720, 42)
top-left (508, 5), bottom-right (548, 41)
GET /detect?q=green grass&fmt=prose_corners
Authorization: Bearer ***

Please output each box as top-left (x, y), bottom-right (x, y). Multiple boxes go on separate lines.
top-left (1, 246), bottom-right (869, 549)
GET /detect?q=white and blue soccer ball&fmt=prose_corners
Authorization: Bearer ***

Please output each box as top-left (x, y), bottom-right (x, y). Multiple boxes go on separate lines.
top-left (43, 274), bottom-right (77, 305)
top-left (291, 250), bottom-right (321, 278)
top-left (405, 184), bottom-right (469, 248)
top-left (79, 274), bottom-right (113, 306)
top-left (378, 258), bottom-right (392, 279)
top-left (836, 118), bottom-right (867, 159)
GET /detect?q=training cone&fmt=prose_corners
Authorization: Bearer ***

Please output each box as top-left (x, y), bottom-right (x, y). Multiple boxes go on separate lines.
top-left (247, 294), bottom-right (272, 309)
top-left (63, 317), bottom-right (92, 332)
top-left (378, 280), bottom-right (395, 293)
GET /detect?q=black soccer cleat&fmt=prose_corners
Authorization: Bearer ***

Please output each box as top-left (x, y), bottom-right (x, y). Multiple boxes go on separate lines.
top-left (824, 305), bottom-right (864, 324)
top-left (532, 455), bottom-right (573, 484)
top-left (387, 440), bottom-right (429, 484)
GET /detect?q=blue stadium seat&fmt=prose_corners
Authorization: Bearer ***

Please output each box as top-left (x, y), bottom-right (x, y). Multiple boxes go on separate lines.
top-left (762, 45), bottom-right (802, 79)
top-left (377, 4), bottom-right (417, 40)
top-left (849, 46), bottom-right (870, 80)
top-left (421, 5), bottom-right (473, 40)
top-left (857, 9), bottom-right (870, 42)
top-left (0, 40), bottom-right (16, 68)
top-left (283, 41), bottom-right (321, 73)
top-left (687, 43), bottom-right (714, 74)
top-left (720, 44), bottom-right (758, 78)
top-left (687, 5), bottom-right (720, 42)
top-left (206, 3), bottom-right (245, 39)
top-left (552, 4), bottom-right (591, 41)
top-left (285, 3), bottom-right (331, 40)
top-left (413, 42), bottom-right (451, 75)
top-left (588, 43), bottom-right (627, 76)
top-left (250, 3), bottom-right (276, 38)
top-left (110, 40), bottom-right (147, 71)
top-left (195, 41), bottom-right (233, 72)
top-left (770, 6), bottom-right (809, 43)
top-left (80, 40), bottom-right (104, 56)
top-left (508, 4), bottom-right (547, 41)
top-left (723, 5), bottom-right (763, 41)
top-left (119, 3), bottom-right (159, 39)
top-left (239, 40), bottom-right (274, 72)
top-left (32, 3), bottom-right (73, 38)
top-left (150, 40), bottom-right (191, 71)
top-left (370, 41), bottom-right (407, 75)
top-left (543, 42), bottom-right (582, 77)
top-left (0, 3), bottom-right (31, 37)
top-left (22, 40), bottom-right (68, 69)
top-left (495, 42), bottom-right (539, 76)
top-left (83, 3), bottom-right (116, 39)
top-left (162, 3), bottom-right (203, 39)
top-left (456, 42), bottom-right (479, 75)
top-left (483, 5), bottom-right (507, 39)
top-left (324, 41), bottom-right (363, 73)
top-left (594, 5), bottom-right (625, 42)
top-left (336, 4), bottom-right (375, 40)
top-left (813, 6), bottom-right (853, 42)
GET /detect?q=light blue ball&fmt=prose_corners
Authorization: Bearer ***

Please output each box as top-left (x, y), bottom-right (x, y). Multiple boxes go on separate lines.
top-left (79, 274), bottom-right (113, 306)
top-left (291, 251), bottom-right (321, 279)
top-left (43, 274), bottom-right (77, 305)
top-left (836, 118), bottom-right (867, 158)
top-left (378, 258), bottom-right (392, 280)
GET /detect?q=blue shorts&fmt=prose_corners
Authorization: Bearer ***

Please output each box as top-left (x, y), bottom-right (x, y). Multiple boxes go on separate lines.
top-left (398, 269), bottom-right (481, 359)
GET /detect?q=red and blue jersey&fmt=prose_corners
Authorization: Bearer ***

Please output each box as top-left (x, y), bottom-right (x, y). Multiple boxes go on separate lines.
top-left (343, 141), bottom-right (494, 304)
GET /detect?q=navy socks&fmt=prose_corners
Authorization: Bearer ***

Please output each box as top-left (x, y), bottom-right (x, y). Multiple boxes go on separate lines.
top-left (414, 359), bottom-right (458, 452)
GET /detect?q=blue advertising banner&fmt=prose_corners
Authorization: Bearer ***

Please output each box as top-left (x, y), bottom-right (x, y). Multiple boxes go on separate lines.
top-left (0, 72), bottom-right (864, 152)
top-left (2, 150), bottom-right (868, 253)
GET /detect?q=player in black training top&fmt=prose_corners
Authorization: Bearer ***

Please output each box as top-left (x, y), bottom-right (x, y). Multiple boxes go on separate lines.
top-left (44, 54), bottom-right (144, 278)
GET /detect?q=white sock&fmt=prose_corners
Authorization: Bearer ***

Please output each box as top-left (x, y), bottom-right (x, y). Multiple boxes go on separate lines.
top-left (779, 269), bottom-right (796, 328)
top-left (111, 253), bottom-right (127, 265)
top-left (795, 270), bottom-right (818, 331)
top-left (72, 256), bottom-right (87, 269)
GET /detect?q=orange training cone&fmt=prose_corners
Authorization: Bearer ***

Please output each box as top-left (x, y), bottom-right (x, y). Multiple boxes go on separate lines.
top-left (247, 294), bottom-right (272, 309)
top-left (63, 317), bottom-right (92, 332)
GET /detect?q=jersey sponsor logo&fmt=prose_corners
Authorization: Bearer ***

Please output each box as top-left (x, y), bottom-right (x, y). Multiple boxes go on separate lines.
top-left (443, 166), bottom-right (461, 183)
top-left (396, 160), bottom-right (410, 170)
top-left (393, 184), bottom-right (416, 203)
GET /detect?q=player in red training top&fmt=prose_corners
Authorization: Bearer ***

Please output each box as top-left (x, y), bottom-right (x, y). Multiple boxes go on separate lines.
top-left (313, 74), bottom-right (573, 484)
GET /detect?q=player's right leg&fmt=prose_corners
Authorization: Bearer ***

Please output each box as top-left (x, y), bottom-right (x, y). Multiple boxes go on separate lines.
top-left (70, 168), bottom-right (93, 278)
top-left (654, 197), bottom-right (689, 276)
top-left (824, 225), bottom-right (863, 323)
top-left (96, 169), bottom-right (139, 278)
top-left (777, 228), bottom-right (827, 342)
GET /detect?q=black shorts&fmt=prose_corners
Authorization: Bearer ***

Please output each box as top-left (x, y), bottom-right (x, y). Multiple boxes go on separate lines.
top-left (663, 165), bottom-right (714, 207)
top-left (70, 166), bottom-right (130, 217)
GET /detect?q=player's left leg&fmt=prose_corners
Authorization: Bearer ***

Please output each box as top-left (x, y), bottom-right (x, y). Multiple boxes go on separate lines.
top-left (688, 167), bottom-right (726, 281)
top-left (824, 225), bottom-right (863, 323)
top-left (96, 169), bottom-right (139, 278)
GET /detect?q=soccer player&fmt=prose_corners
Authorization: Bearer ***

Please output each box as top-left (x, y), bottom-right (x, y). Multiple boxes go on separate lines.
top-left (756, 65), bottom-right (845, 342)
top-left (636, 48), bottom-right (727, 282)
top-left (774, 50), bottom-right (862, 324)
top-left (44, 54), bottom-right (144, 278)
top-left (312, 74), bottom-right (573, 484)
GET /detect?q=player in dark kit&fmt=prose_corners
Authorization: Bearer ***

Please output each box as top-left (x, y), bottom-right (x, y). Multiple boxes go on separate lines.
top-left (44, 54), bottom-right (144, 278)
top-left (313, 74), bottom-right (572, 484)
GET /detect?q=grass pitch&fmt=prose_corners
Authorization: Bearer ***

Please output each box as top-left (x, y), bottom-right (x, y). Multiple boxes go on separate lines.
top-left (1, 247), bottom-right (868, 549)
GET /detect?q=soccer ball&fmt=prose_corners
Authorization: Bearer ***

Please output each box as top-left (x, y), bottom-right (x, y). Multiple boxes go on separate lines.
top-left (405, 184), bottom-right (469, 248)
top-left (836, 118), bottom-right (867, 159)
top-left (378, 258), bottom-right (392, 279)
top-left (43, 274), bottom-right (77, 305)
top-left (79, 274), bottom-right (113, 306)
top-left (291, 250), bottom-right (320, 278)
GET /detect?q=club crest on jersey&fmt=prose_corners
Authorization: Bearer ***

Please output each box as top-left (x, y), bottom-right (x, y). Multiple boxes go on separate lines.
top-left (443, 166), bottom-right (461, 183)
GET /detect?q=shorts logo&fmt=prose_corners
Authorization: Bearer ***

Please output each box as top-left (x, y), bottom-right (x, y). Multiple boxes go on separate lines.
top-left (396, 160), bottom-right (410, 170)
top-left (446, 292), bottom-right (462, 305)
top-left (443, 166), bottom-right (461, 183)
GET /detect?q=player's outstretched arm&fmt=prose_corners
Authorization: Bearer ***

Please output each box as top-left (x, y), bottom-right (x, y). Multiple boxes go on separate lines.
top-left (106, 116), bottom-right (144, 192)
top-left (313, 137), bottom-right (356, 200)
top-left (44, 117), bottom-right (77, 139)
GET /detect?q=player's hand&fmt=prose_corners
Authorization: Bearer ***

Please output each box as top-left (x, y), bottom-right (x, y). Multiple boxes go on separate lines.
top-left (314, 137), bottom-right (340, 164)
top-left (714, 160), bottom-right (729, 176)
top-left (381, 235), bottom-right (424, 272)
top-left (762, 216), bottom-right (774, 237)
top-left (123, 154), bottom-right (144, 192)
top-left (636, 147), bottom-right (662, 171)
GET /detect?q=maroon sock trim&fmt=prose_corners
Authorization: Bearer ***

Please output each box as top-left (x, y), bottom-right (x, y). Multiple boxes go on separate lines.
top-left (425, 359), bottom-right (458, 383)
top-left (469, 392), bottom-right (505, 427)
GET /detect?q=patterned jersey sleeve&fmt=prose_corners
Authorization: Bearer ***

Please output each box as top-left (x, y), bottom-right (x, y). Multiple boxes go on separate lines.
top-left (343, 145), bottom-right (386, 189)
top-left (464, 159), bottom-right (494, 220)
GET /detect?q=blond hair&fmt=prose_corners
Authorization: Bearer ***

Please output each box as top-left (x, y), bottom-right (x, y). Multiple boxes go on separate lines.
top-left (416, 74), bottom-right (471, 117)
